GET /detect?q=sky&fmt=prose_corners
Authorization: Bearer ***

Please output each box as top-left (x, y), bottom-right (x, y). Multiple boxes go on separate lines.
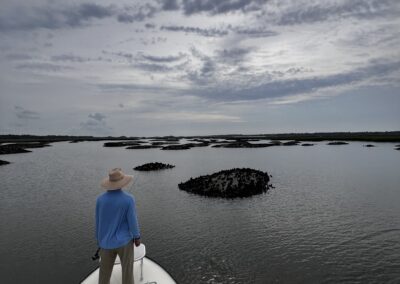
top-left (0, 0), bottom-right (399, 136)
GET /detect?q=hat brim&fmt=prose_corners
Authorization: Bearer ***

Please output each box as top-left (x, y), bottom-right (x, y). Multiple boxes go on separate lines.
top-left (101, 175), bottom-right (133, 190)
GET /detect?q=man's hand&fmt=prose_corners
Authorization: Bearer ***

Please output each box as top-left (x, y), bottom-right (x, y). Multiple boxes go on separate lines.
top-left (134, 238), bottom-right (141, 247)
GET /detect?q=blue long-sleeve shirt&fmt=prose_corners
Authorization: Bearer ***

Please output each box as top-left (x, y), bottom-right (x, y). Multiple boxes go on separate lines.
top-left (95, 189), bottom-right (140, 249)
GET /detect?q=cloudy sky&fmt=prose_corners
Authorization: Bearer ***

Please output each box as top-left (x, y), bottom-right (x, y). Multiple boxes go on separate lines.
top-left (0, 0), bottom-right (399, 136)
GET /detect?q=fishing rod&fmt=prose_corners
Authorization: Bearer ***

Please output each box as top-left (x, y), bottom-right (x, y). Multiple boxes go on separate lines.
top-left (91, 248), bottom-right (100, 261)
top-left (128, 171), bottom-right (140, 191)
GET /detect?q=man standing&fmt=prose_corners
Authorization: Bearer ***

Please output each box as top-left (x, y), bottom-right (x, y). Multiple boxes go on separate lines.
top-left (96, 168), bottom-right (141, 284)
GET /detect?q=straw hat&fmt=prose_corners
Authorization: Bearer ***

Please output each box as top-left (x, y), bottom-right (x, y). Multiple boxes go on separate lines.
top-left (101, 168), bottom-right (133, 190)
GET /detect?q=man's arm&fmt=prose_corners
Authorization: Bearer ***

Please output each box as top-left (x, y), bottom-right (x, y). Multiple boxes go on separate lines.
top-left (95, 199), bottom-right (99, 244)
top-left (127, 197), bottom-right (141, 246)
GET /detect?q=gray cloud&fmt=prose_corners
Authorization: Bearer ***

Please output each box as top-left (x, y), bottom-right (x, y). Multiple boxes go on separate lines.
top-left (184, 46), bottom-right (254, 85)
top-left (5, 53), bottom-right (34, 60)
top-left (160, 24), bottom-right (277, 38)
top-left (51, 54), bottom-right (89, 63)
top-left (153, 0), bottom-right (265, 16)
top-left (16, 62), bottom-right (74, 72)
top-left (200, 60), bottom-right (216, 76)
top-left (194, 59), bottom-right (400, 101)
top-left (144, 23), bottom-right (156, 29)
top-left (116, 3), bottom-right (158, 23)
top-left (179, 0), bottom-right (264, 15)
top-left (0, 3), bottom-right (115, 31)
top-left (80, 113), bottom-right (112, 135)
top-left (161, 25), bottom-right (229, 37)
top-left (160, 0), bottom-right (180, 11)
top-left (186, 59), bottom-right (216, 85)
top-left (285, 67), bottom-right (313, 75)
top-left (140, 36), bottom-right (167, 45)
top-left (140, 52), bottom-right (186, 63)
top-left (104, 50), bottom-right (188, 72)
top-left (183, 47), bottom-right (217, 84)
top-left (272, 0), bottom-right (398, 26)
top-left (15, 106), bottom-right (40, 119)
top-left (1, 0), bottom-right (396, 34)
top-left (215, 47), bottom-right (253, 63)
top-left (88, 113), bottom-right (106, 121)
top-left (105, 51), bottom-right (134, 62)
top-left (97, 83), bottom-right (180, 94)
top-left (50, 53), bottom-right (110, 63)
top-left (0, 2), bottom-right (159, 32)
top-left (337, 25), bottom-right (400, 48)
top-left (231, 26), bottom-right (278, 38)
top-left (156, 0), bottom-right (397, 24)
top-left (133, 62), bottom-right (175, 72)
top-left (104, 50), bottom-right (185, 64)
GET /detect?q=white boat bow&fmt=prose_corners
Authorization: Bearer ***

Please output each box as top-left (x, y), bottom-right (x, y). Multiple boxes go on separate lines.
top-left (81, 244), bottom-right (177, 284)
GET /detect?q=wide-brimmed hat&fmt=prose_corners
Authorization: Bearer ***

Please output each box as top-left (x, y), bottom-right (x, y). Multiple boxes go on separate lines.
top-left (101, 168), bottom-right (133, 190)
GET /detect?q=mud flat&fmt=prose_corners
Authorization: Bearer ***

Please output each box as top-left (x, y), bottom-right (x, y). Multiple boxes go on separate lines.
top-left (13, 142), bottom-right (51, 148)
top-left (0, 144), bottom-right (32, 155)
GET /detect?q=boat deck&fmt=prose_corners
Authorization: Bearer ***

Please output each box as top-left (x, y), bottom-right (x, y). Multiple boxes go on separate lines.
top-left (81, 244), bottom-right (176, 283)
top-left (81, 257), bottom-right (176, 284)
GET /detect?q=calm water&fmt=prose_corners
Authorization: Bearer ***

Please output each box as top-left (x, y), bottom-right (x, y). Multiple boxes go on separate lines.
top-left (0, 141), bottom-right (399, 284)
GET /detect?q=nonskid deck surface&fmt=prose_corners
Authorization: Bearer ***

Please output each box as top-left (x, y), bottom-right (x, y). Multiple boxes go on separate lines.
top-left (81, 257), bottom-right (176, 284)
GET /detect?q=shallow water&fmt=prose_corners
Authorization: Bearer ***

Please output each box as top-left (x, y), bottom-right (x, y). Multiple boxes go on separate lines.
top-left (0, 141), bottom-right (399, 283)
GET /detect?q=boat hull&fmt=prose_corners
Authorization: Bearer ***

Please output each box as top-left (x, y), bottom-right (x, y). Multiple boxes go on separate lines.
top-left (81, 257), bottom-right (176, 284)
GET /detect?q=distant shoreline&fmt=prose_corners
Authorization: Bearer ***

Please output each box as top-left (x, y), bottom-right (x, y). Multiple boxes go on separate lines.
top-left (1, 131), bottom-right (400, 143)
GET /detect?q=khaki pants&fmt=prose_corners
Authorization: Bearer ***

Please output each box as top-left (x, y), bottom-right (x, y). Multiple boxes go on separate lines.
top-left (99, 240), bottom-right (134, 284)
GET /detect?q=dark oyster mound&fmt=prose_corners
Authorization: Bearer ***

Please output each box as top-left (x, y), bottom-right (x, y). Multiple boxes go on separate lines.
top-left (103, 141), bottom-right (142, 147)
top-left (282, 140), bottom-right (301, 146)
top-left (327, 141), bottom-right (349, 145)
top-left (134, 162), bottom-right (175, 171)
top-left (126, 145), bottom-right (160, 149)
top-left (0, 160), bottom-right (10, 166)
top-left (161, 144), bottom-right (192, 150)
top-left (178, 168), bottom-right (271, 198)
top-left (212, 141), bottom-right (274, 148)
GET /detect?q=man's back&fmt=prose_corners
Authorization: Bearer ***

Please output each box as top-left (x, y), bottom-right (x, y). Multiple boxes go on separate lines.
top-left (96, 189), bottom-right (140, 249)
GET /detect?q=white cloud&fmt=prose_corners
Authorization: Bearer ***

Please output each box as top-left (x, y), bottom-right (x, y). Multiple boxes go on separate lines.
top-left (138, 111), bottom-right (243, 122)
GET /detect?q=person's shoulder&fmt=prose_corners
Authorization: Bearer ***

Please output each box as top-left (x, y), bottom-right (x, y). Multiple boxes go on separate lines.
top-left (122, 191), bottom-right (135, 202)
top-left (96, 192), bottom-right (108, 202)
